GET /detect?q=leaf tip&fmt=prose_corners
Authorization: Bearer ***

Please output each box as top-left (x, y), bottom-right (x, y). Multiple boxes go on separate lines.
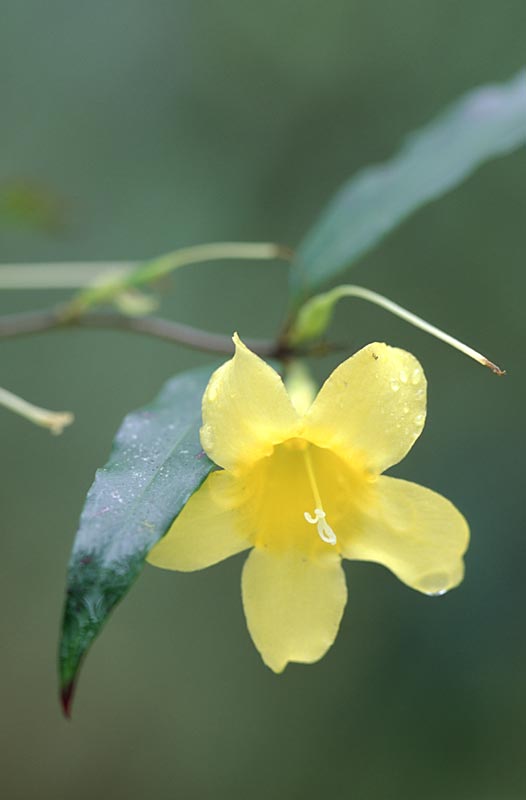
top-left (60, 679), bottom-right (76, 718)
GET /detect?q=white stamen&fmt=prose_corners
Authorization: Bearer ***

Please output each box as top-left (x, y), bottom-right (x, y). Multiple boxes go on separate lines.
top-left (304, 508), bottom-right (337, 545)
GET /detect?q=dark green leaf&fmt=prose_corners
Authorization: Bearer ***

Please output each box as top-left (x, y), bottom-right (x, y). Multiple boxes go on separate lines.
top-left (291, 70), bottom-right (526, 303)
top-left (58, 364), bottom-right (218, 715)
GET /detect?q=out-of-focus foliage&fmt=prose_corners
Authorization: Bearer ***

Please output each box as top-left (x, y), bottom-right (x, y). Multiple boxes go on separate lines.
top-left (0, 180), bottom-right (64, 232)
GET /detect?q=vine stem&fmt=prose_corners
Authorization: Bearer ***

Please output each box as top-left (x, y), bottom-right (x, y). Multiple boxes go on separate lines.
top-left (0, 243), bottom-right (293, 292)
top-left (0, 308), bottom-right (280, 357)
top-left (0, 262), bottom-right (131, 289)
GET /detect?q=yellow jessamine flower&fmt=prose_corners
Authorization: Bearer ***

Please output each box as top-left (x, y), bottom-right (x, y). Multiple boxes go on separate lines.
top-left (148, 335), bottom-right (469, 672)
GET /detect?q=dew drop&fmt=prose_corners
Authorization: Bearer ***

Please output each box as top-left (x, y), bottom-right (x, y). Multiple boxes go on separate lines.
top-left (390, 379), bottom-right (400, 392)
top-left (411, 368), bottom-right (421, 385)
top-left (418, 572), bottom-right (450, 595)
top-left (399, 369), bottom-right (408, 384)
top-left (201, 424), bottom-right (214, 449)
top-left (414, 413), bottom-right (425, 426)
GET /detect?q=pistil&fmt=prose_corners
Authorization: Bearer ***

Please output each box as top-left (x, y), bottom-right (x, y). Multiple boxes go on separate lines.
top-left (302, 447), bottom-right (337, 545)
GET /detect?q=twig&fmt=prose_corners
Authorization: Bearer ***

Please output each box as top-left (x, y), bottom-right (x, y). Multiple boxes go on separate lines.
top-left (0, 308), bottom-right (279, 357)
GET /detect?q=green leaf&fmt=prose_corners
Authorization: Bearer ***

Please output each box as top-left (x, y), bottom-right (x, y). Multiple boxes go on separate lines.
top-left (291, 70), bottom-right (526, 303)
top-left (58, 364), bottom-right (218, 715)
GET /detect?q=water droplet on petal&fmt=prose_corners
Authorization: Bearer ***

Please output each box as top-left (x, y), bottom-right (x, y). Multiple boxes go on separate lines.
top-left (399, 369), bottom-right (408, 384)
top-left (201, 424), bottom-right (214, 449)
top-left (390, 379), bottom-right (400, 392)
top-left (414, 413), bottom-right (425, 427)
top-left (411, 368), bottom-right (421, 385)
top-left (207, 383), bottom-right (218, 402)
top-left (418, 572), bottom-right (450, 596)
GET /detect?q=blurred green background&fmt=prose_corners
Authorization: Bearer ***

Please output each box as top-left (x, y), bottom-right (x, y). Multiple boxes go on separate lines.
top-left (1, 2), bottom-right (525, 798)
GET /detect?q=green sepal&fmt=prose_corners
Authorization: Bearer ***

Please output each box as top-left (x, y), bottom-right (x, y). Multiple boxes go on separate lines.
top-left (286, 289), bottom-right (339, 346)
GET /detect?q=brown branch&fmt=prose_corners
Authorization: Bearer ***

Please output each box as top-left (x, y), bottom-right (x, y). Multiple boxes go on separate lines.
top-left (0, 308), bottom-right (280, 357)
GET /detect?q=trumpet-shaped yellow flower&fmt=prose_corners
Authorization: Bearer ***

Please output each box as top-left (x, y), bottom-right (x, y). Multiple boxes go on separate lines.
top-left (148, 335), bottom-right (469, 672)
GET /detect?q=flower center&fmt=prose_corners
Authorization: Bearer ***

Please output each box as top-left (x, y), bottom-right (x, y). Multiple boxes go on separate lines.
top-left (242, 438), bottom-right (370, 555)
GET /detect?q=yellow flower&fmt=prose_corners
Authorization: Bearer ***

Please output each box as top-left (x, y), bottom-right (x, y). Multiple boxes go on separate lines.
top-left (148, 335), bottom-right (469, 672)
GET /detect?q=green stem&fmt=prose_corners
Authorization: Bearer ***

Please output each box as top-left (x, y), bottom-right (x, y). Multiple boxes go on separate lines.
top-left (0, 243), bottom-right (293, 295)
top-left (61, 241), bottom-right (293, 317)
top-left (0, 385), bottom-right (73, 434)
top-left (330, 285), bottom-right (505, 375)
top-left (0, 262), bottom-right (131, 289)
top-left (289, 283), bottom-right (505, 375)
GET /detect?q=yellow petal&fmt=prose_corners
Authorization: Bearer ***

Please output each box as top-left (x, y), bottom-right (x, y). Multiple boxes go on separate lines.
top-left (200, 333), bottom-right (299, 471)
top-left (147, 471), bottom-right (251, 572)
top-left (340, 476), bottom-right (469, 595)
top-left (303, 342), bottom-right (427, 474)
top-left (242, 548), bottom-right (347, 672)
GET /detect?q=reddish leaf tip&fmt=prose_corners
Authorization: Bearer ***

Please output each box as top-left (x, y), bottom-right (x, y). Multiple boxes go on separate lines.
top-left (60, 681), bottom-right (76, 719)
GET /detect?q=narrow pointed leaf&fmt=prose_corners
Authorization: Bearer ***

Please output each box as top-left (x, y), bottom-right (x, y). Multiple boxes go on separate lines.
top-left (291, 70), bottom-right (526, 302)
top-left (59, 364), bottom-right (218, 715)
